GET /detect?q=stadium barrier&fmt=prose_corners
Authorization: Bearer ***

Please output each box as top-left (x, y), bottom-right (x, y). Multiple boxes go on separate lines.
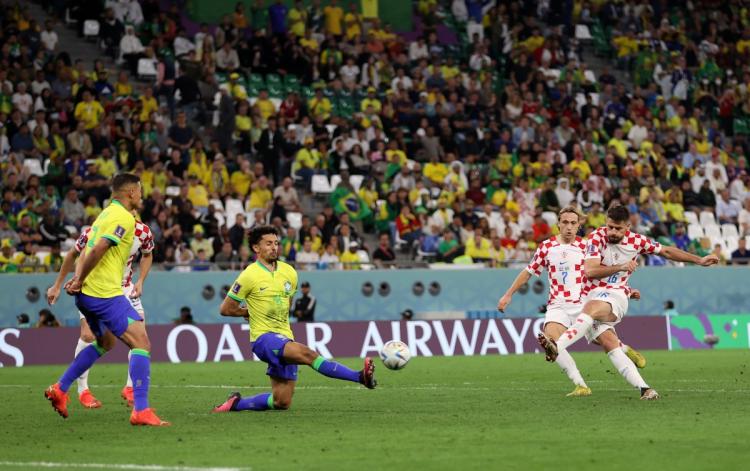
top-left (0, 317), bottom-right (671, 367)
top-left (1, 267), bottom-right (750, 327)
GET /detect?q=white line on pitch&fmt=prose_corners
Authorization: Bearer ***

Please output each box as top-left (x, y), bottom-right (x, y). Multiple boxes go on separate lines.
top-left (0, 462), bottom-right (249, 471)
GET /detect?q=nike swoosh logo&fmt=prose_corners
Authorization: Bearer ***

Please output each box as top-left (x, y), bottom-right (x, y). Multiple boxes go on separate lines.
top-left (259, 287), bottom-right (267, 292)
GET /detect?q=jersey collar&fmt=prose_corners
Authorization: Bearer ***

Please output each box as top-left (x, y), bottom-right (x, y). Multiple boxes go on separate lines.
top-left (110, 199), bottom-right (125, 209)
top-left (255, 260), bottom-right (277, 273)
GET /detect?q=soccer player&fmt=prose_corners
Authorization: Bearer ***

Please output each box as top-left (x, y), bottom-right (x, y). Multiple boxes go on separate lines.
top-left (212, 225), bottom-right (376, 413)
top-left (44, 174), bottom-right (168, 426)
top-left (545, 205), bottom-right (719, 400)
top-left (497, 206), bottom-right (646, 397)
top-left (46, 211), bottom-right (155, 408)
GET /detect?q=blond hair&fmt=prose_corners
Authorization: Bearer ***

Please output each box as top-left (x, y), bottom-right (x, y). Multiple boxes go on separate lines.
top-left (558, 205), bottom-right (584, 222)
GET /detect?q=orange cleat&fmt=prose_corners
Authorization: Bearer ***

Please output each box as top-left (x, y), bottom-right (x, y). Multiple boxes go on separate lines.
top-left (121, 386), bottom-right (134, 407)
top-left (78, 389), bottom-right (102, 409)
top-left (44, 383), bottom-right (70, 419)
top-left (130, 408), bottom-right (170, 426)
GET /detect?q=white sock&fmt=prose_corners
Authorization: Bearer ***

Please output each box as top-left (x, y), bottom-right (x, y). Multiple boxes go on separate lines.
top-left (556, 313), bottom-right (594, 351)
top-left (620, 343), bottom-right (630, 353)
top-left (125, 350), bottom-right (133, 388)
top-left (608, 347), bottom-right (649, 389)
top-left (75, 339), bottom-right (92, 394)
top-left (555, 349), bottom-right (588, 388)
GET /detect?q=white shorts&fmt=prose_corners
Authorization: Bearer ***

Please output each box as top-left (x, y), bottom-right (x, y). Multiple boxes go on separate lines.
top-left (544, 304), bottom-right (582, 329)
top-left (581, 288), bottom-right (629, 342)
top-left (78, 285), bottom-right (145, 321)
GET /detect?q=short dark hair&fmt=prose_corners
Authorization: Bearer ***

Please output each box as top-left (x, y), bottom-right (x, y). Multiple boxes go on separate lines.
top-left (248, 225), bottom-right (279, 248)
top-left (112, 173), bottom-right (141, 193)
top-left (607, 205), bottom-right (629, 223)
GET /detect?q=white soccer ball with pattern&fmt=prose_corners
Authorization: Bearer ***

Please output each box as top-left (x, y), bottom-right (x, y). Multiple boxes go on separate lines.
top-left (380, 340), bottom-right (411, 370)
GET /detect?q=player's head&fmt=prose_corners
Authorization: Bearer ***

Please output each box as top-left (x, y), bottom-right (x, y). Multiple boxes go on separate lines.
top-left (249, 225), bottom-right (279, 263)
top-left (557, 206), bottom-right (582, 241)
top-left (605, 205), bottom-right (631, 244)
top-left (112, 173), bottom-right (143, 211)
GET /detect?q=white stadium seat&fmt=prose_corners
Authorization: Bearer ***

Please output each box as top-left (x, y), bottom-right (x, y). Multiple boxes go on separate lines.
top-left (721, 223), bottom-right (739, 240)
top-left (311, 175), bottom-right (332, 194)
top-left (350, 175), bottom-right (364, 193)
top-left (83, 20), bottom-right (100, 37)
top-left (700, 211), bottom-right (717, 228)
top-left (287, 212), bottom-right (303, 230)
top-left (23, 159), bottom-right (44, 177)
top-left (687, 224), bottom-right (704, 240)
top-left (684, 211), bottom-right (699, 226)
top-left (329, 174), bottom-right (342, 190)
top-left (137, 58), bottom-right (157, 80)
top-left (705, 225), bottom-right (721, 240)
top-left (541, 211), bottom-right (558, 228)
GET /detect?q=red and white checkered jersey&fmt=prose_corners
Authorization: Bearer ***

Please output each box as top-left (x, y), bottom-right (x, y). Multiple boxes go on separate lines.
top-left (525, 236), bottom-right (587, 306)
top-left (583, 227), bottom-right (661, 296)
top-left (74, 221), bottom-right (154, 288)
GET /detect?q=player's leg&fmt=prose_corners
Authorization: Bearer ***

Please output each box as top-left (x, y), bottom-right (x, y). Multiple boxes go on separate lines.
top-left (283, 341), bottom-right (376, 388)
top-left (595, 329), bottom-right (658, 399)
top-left (619, 341), bottom-right (647, 368)
top-left (75, 316), bottom-right (102, 408)
top-left (122, 294), bottom-right (145, 406)
top-left (554, 297), bottom-right (618, 354)
top-left (542, 321), bottom-right (590, 396)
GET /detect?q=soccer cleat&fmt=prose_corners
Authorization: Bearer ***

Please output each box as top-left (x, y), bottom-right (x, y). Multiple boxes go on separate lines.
top-left (537, 333), bottom-right (559, 362)
top-left (44, 383), bottom-right (70, 419)
top-left (566, 386), bottom-right (592, 397)
top-left (121, 386), bottom-right (134, 407)
top-left (359, 357), bottom-right (377, 389)
top-left (640, 388), bottom-right (660, 401)
top-left (78, 389), bottom-right (102, 409)
top-left (212, 392), bottom-right (241, 413)
top-left (130, 408), bottom-right (170, 426)
top-left (625, 346), bottom-right (647, 369)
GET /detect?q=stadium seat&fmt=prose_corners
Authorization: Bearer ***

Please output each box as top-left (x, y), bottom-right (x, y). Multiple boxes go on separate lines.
top-left (541, 211), bottom-right (558, 227)
top-left (721, 223), bottom-right (739, 240)
top-left (165, 186), bottom-right (181, 197)
top-left (287, 212), bottom-right (303, 230)
top-left (209, 198), bottom-right (225, 213)
top-left (684, 211), bottom-right (699, 226)
top-left (575, 24), bottom-right (593, 40)
top-left (23, 159), bottom-right (44, 177)
top-left (213, 212), bottom-right (225, 228)
top-left (705, 225), bottom-right (722, 240)
top-left (311, 175), bottom-right (332, 194)
top-left (224, 198), bottom-right (244, 228)
top-left (350, 175), bottom-right (364, 192)
top-left (137, 58), bottom-right (157, 80)
top-left (329, 174), bottom-right (342, 190)
top-left (700, 211), bottom-right (718, 228)
top-left (83, 20), bottom-right (100, 38)
top-left (687, 223), bottom-right (704, 240)
top-left (725, 236), bottom-right (739, 254)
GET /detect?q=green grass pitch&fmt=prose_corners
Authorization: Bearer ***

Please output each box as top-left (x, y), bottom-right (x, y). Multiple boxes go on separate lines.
top-left (1, 350), bottom-right (749, 470)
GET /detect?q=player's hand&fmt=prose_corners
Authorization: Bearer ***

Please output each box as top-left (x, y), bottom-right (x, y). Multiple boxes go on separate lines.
top-left (47, 285), bottom-right (61, 305)
top-left (130, 282), bottom-right (143, 299)
top-left (620, 260), bottom-right (638, 272)
top-left (699, 254), bottom-right (720, 266)
top-left (629, 289), bottom-right (641, 300)
top-left (64, 278), bottom-right (82, 295)
top-left (497, 294), bottom-right (512, 312)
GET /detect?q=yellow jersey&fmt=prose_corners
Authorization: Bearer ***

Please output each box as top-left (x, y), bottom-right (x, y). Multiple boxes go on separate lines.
top-left (82, 200), bottom-right (135, 298)
top-left (74, 100), bottom-right (105, 130)
top-left (228, 261), bottom-right (298, 341)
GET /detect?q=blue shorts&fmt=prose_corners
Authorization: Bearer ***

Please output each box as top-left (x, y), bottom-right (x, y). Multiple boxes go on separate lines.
top-left (251, 332), bottom-right (298, 381)
top-left (75, 293), bottom-right (143, 338)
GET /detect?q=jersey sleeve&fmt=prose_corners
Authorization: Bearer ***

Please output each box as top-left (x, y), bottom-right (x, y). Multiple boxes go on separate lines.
top-left (74, 228), bottom-right (90, 252)
top-left (525, 244), bottom-right (548, 277)
top-left (636, 234), bottom-right (662, 255)
top-left (585, 231), bottom-right (604, 260)
top-left (141, 226), bottom-right (155, 254)
top-left (227, 268), bottom-right (253, 303)
top-left (98, 212), bottom-right (135, 246)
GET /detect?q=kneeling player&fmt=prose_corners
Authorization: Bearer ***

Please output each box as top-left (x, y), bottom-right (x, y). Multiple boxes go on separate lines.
top-left (212, 225), bottom-right (376, 413)
top-left (498, 206), bottom-right (645, 397)
top-left (549, 205), bottom-right (718, 400)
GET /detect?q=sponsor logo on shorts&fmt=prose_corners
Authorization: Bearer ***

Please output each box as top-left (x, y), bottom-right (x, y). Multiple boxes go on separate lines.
top-left (231, 283), bottom-right (241, 294)
top-left (114, 225), bottom-right (126, 238)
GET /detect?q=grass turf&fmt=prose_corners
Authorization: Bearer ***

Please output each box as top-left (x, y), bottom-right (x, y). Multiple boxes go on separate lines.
top-left (1, 350), bottom-right (749, 470)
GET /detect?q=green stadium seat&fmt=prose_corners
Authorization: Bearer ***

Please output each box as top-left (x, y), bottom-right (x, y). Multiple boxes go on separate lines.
top-left (266, 74), bottom-right (282, 87)
top-left (302, 86), bottom-right (315, 100)
top-left (268, 82), bottom-right (284, 99)
top-left (248, 73), bottom-right (265, 89)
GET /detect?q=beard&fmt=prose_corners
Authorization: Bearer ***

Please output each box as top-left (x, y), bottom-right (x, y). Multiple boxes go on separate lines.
top-left (607, 235), bottom-right (623, 244)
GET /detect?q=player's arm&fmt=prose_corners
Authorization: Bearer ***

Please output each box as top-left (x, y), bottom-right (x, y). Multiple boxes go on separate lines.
top-left (131, 252), bottom-right (153, 298)
top-left (47, 249), bottom-right (80, 305)
top-left (65, 238), bottom-right (114, 294)
top-left (584, 258), bottom-right (637, 279)
top-left (497, 270), bottom-right (531, 312)
top-left (659, 245), bottom-right (719, 266)
top-left (219, 296), bottom-right (248, 318)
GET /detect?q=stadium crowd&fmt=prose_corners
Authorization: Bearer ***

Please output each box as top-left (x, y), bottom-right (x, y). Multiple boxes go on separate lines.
top-left (1, 0), bottom-right (750, 274)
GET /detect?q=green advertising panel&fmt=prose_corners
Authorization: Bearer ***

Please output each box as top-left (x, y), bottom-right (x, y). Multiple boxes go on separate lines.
top-left (669, 314), bottom-right (750, 350)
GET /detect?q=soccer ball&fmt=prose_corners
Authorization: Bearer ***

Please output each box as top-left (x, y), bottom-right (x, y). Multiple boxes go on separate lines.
top-left (380, 340), bottom-right (411, 370)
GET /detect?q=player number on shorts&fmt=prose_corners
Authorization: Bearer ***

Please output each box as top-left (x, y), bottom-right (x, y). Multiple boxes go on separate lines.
top-left (606, 274), bottom-right (618, 284)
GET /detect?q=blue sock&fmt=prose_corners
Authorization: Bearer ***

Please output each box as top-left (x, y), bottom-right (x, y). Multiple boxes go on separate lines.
top-left (58, 343), bottom-right (105, 392)
top-left (129, 349), bottom-right (151, 412)
top-left (311, 356), bottom-right (360, 383)
top-left (235, 393), bottom-right (274, 411)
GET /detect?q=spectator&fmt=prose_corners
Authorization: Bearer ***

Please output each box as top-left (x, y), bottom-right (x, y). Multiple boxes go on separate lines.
top-left (339, 240), bottom-right (361, 269)
top-left (716, 190), bottom-right (739, 225)
top-left (372, 232), bottom-right (395, 267)
top-left (36, 308), bottom-right (61, 328)
top-left (273, 177), bottom-right (301, 212)
top-left (61, 189), bottom-right (85, 227)
top-left (16, 313), bottom-right (31, 328)
top-left (214, 241), bottom-right (238, 269)
top-left (731, 238), bottom-right (750, 266)
top-left (189, 224), bottom-right (214, 259)
top-left (291, 281), bottom-right (316, 322)
top-left (319, 242), bottom-right (340, 269)
top-left (438, 230), bottom-right (462, 263)
top-left (671, 224), bottom-right (691, 251)
top-left (175, 306), bottom-right (195, 325)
